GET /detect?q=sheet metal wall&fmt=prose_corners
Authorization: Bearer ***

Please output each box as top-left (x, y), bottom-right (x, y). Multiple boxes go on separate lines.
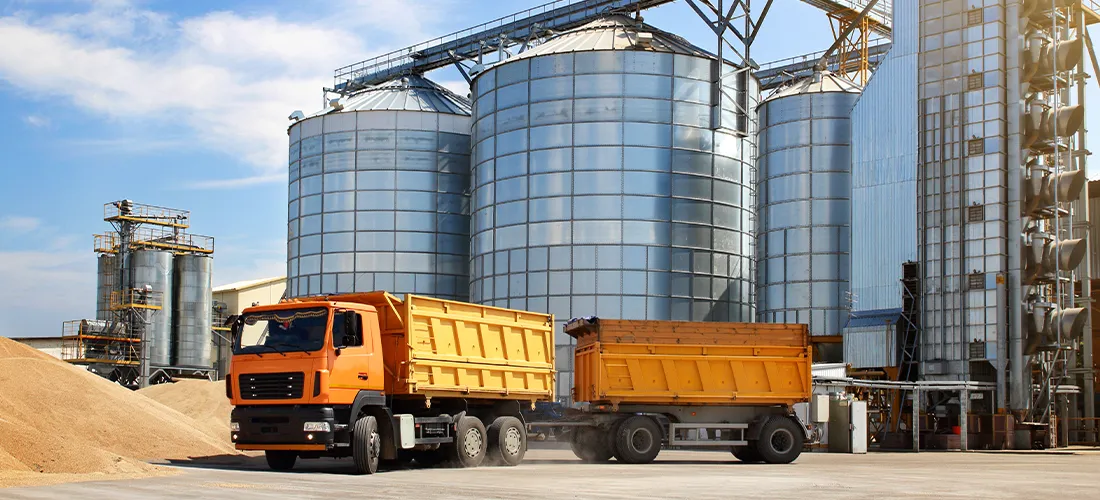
top-left (174, 254), bottom-right (213, 368)
top-left (848, 0), bottom-right (919, 315)
top-left (130, 250), bottom-right (173, 366)
top-left (286, 95), bottom-right (472, 300)
top-left (758, 89), bottom-right (859, 336)
top-left (468, 50), bottom-right (759, 401)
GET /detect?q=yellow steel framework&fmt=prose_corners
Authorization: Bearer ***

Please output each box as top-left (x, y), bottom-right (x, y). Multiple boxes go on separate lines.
top-left (826, 9), bottom-right (872, 85)
top-left (103, 200), bottom-right (190, 229)
top-left (61, 320), bottom-right (140, 366)
top-left (94, 227), bottom-right (214, 255)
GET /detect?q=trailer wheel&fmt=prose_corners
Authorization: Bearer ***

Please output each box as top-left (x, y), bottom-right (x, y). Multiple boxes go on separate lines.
top-left (264, 450), bottom-right (297, 471)
top-left (569, 427), bottom-right (613, 463)
top-left (731, 446), bottom-right (763, 463)
top-left (487, 416), bottom-right (526, 466)
top-left (451, 416), bottom-right (488, 468)
top-left (613, 416), bottom-right (662, 464)
top-left (754, 417), bottom-right (804, 464)
top-left (352, 415), bottom-right (380, 474)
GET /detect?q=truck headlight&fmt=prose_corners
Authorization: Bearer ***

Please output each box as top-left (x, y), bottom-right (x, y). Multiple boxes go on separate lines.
top-left (230, 421), bottom-right (240, 432)
top-left (303, 421), bottom-right (331, 432)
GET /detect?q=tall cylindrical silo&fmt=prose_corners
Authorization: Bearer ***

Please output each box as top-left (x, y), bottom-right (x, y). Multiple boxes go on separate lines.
top-left (468, 15), bottom-right (760, 400)
top-left (757, 71), bottom-right (860, 343)
top-left (286, 75), bottom-right (472, 300)
top-left (129, 250), bottom-right (173, 366)
top-left (174, 254), bottom-right (213, 368)
top-left (96, 254), bottom-right (118, 321)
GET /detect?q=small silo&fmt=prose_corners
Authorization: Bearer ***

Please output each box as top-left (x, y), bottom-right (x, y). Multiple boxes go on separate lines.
top-left (286, 75), bottom-right (472, 300)
top-left (467, 15), bottom-right (760, 399)
top-left (95, 254), bottom-right (118, 321)
top-left (173, 254), bottom-right (213, 368)
top-left (129, 250), bottom-right (173, 366)
top-left (756, 71), bottom-right (860, 341)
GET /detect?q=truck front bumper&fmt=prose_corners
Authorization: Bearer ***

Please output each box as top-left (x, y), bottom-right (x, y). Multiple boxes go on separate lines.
top-left (231, 406), bottom-right (337, 450)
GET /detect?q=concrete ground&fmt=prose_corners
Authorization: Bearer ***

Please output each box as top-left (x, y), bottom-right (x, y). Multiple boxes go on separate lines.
top-left (4, 449), bottom-right (1100, 499)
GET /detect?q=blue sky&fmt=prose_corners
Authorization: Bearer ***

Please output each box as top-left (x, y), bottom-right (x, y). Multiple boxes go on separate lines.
top-left (0, 0), bottom-right (899, 336)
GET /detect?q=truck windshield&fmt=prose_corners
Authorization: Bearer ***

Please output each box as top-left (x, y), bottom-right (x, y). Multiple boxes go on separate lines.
top-left (233, 308), bottom-right (329, 355)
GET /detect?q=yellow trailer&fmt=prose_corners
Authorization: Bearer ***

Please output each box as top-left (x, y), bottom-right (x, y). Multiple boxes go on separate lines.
top-left (531, 317), bottom-right (812, 466)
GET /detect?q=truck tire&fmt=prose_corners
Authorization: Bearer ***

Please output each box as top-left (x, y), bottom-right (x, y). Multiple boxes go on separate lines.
top-left (264, 450), bottom-right (297, 471)
top-left (486, 416), bottom-right (526, 466)
top-left (754, 417), bottom-right (804, 464)
top-left (569, 427), bottom-right (613, 463)
top-left (731, 446), bottom-right (763, 463)
top-left (451, 416), bottom-right (488, 468)
top-left (352, 415), bottom-right (381, 474)
top-left (613, 416), bottom-right (662, 464)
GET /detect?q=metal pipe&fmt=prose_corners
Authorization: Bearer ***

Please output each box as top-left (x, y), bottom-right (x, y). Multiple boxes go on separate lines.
top-left (1075, 4), bottom-right (1095, 440)
top-left (1005, 0), bottom-right (1028, 416)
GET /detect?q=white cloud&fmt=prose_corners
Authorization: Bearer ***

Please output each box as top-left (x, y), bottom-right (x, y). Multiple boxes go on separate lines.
top-left (0, 0), bottom-right (450, 180)
top-left (185, 173), bottom-right (285, 190)
top-left (0, 215), bottom-right (41, 233)
top-left (23, 114), bottom-right (49, 128)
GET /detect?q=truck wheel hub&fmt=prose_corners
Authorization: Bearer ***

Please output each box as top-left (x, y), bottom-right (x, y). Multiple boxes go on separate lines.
top-left (504, 427), bottom-right (522, 455)
top-left (770, 428), bottom-right (793, 454)
top-left (630, 428), bottom-right (654, 452)
top-left (462, 429), bottom-right (483, 457)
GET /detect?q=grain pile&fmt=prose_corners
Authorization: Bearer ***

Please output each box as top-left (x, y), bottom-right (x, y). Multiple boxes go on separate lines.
top-left (0, 337), bottom-right (237, 488)
top-left (139, 379), bottom-right (233, 442)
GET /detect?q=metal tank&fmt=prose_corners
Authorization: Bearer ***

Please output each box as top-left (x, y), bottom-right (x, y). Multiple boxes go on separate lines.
top-left (95, 254), bottom-right (118, 321)
top-left (286, 75), bottom-right (472, 300)
top-left (757, 71), bottom-right (860, 341)
top-left (174, 254), bottom-right (213, 368)
top-left (467, 15), bottom-right (760, 400)
top-left (129, 250), bottom-right (173, 366)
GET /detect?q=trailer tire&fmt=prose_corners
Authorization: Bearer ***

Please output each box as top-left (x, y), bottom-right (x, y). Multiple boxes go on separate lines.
top-left (731, 446), bottom-right (763, 463)
top-left (754, 417), bottom-right (803, 464)
top-left (487, 416), bottom-right (526, 466)
top-left (451, 416), bottom-right (488, 468)
top-left (352, 415), bottom-right (381, 475)
top-left (569, 427), bottom-right (613, 463)
top-left (613, 416), bottom-right (662, 464)
top-left (264, 450), bottom-right (297, 471)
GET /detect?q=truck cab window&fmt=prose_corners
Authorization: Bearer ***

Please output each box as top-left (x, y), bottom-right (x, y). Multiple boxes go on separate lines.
top-left (333, 312), bottom-right (364, 348)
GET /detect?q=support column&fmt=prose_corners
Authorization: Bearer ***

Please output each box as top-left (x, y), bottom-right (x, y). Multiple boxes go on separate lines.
top-left (960, 388), bottom-right (969, 451)
top-left (912, 388), bottom-right (920, 452)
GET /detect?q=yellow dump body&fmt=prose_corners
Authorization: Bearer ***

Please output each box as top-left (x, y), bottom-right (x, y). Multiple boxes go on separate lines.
top-left (359, 292), bottom-right (555, 402)
top-left (567, 319), bottom-right (810, 407)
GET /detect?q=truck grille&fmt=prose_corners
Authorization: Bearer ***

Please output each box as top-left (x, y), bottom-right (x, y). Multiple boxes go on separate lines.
top-left (238, 372), bottom-right (304, 400)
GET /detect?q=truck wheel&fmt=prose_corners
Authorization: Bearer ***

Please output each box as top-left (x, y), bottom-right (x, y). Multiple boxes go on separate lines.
top-left (614, 416), bottom-right (662, 464)
top-left (487, 416), bottom-right (526, 466)
top-left (352, 415), bottom-right (381, 474)
top-left (264, 450), bottom-right (297, 471)
top-left (451, 416), bottom-right (488, 468)
top-left (754, 417), bottom-right (804, 464)
top-left (731, 446), bottom-right (763, 463)
top-left (569, 427), bottom-right (613, 463)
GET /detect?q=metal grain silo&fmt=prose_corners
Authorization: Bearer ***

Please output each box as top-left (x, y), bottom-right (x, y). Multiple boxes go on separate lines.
top-left (286, 75), bottom-right (472, 300)
top-left (174, 254), bottom-right (213, 368)
top-left (757, 71), bottom-right (860, 340)
top-left (467, 15), bottom-right (759, 400)
top-left (95, 254), bottom-right (118, 321)
top-left (129, 250), bottom-right (173, 366)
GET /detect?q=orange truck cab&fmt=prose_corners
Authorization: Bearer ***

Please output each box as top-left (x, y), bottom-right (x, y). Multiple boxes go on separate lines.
top-left (226, 292), bottom-right (554, 474)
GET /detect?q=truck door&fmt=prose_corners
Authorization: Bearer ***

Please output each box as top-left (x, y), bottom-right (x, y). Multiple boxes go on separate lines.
top-left (327, 310), bottom-right (384, 400)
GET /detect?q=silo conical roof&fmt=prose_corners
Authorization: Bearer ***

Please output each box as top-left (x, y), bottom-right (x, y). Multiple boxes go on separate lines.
top-left (319, 74), bottom-right (471, 116)
top-left (502, 14), bottom-right (714, 60)
top-left (763, 71), bottom-right (862, 102)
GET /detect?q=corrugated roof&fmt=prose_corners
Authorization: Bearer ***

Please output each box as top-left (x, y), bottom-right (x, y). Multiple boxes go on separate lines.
top-left (763, 71), bottom-right (862, 102)
top-left (314, 74), bottom-right (471, 117)
top-left (213, 276), bottom-right (286, 293)
top-left (844, 308), bottom-right (903, 329)
top-left (500, 14), bottom-right (712, 62)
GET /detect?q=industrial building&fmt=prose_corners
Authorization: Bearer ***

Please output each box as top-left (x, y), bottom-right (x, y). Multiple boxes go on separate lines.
top-left (272, 0), bottom-right (1100, 449)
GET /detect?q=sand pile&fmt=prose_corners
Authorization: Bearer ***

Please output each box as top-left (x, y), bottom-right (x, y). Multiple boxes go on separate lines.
top-left (0, 337), bottom-right (237, 488)
top-left (140, 379), bottom-right (233, 442)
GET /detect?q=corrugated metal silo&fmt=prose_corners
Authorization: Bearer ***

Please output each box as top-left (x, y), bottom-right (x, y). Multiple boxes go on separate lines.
top-left (95, 254), bottom-right (117, 321)
top-left (286, 75), bottom-right (472, 300)
top-left (174, 254), bottom-right (213, 368)
top-left (129, 250), bottom-right (173, 366)
top-left (467, 15), bottom-right (760, 400)
top-left (757, 72), bottom-right (860, 340)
